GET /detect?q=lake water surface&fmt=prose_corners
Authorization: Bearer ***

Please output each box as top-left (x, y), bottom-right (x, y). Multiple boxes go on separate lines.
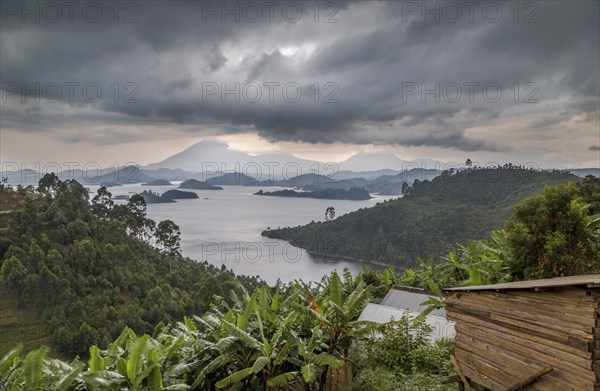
top-left (89, 184), bottom-right (393, 283)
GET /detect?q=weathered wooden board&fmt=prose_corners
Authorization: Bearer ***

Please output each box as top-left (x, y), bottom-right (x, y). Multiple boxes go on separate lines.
top-left (448, 296), bottom-right (594, 335)
top-left (456, 292), bottom-right (595, 328)
top-left (447, 287), bottom-right (599, 390)
top-left (448, 310), bottom-right (592, 359)
top-left (454, 323), bottom-right (594, 380)
top-left (446, 302), bottom-right (593, 351)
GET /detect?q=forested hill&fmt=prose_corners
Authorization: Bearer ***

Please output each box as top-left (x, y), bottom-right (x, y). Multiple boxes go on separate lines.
top-left (263, 167), bottom-right (581, 268)
top-left (255, 187), bottom-right (372, 200)
top-left (0, 175), bottom-right (261, 357)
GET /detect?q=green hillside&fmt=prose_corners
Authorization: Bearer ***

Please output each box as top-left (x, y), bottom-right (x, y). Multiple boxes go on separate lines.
top-left (263, 167), bottom-right (581, 268)
top-left (0, 176), bottom-right (260, 357)
top-left (0, 292), bottom-right (57, 358)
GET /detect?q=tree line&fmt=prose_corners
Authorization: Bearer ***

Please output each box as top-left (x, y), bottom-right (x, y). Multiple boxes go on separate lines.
top-left (263, 168), bottom-right (589, 267)
top-left (0, 174), bottom-right (261, 357)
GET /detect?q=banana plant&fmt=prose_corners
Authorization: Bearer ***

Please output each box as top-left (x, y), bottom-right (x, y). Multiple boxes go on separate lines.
top-left (292, 271), bottom-right (376, 358)
top-left (439, 251), bottom-right (468, 285)
top-left (587, 213), bottom-right (600, 232)
top-left (0, 345), bottom-right (84, 391)
top-left (0, 343), bottom-right (23, 388)
top-left (203, 288), bottom-right (302, 390)
top-left (1, 269), bottom-right (404, 391)
top-left (286, 326), bottom-right (344, 390)
top-left (383, 267), bottom-right (398, 290)
top-left (83, 328), bottom-right (194, 391)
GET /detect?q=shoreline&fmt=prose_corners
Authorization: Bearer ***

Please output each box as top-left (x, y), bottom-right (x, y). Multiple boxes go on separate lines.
top-left (297, 243), bottom-right (408, 273)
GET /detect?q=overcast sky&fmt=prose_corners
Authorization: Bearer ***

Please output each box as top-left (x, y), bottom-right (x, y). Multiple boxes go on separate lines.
top-left (1, 0), bottom-right (599, 169)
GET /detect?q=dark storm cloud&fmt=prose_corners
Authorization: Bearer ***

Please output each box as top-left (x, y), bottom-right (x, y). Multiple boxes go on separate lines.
top-left (0, 0), bottom-right (598, 152)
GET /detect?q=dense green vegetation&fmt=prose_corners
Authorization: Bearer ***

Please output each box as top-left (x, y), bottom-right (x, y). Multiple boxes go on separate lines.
top-left (1, 174), bottom-right (598, 390)
top-left (255, 188), bottom-right (371, 201)
top-left (343, 315), bottom-right (454, 391)
top-left (161, 190), bottom-right (199, 200)
top-left (263, 167), bottom-right (581, 267)
top-left (375, 175), bottom-right (600, 293)
top-left (505, 177), bottom-right (600, 280)
top-left (0, 270), bottom-right (455, 390)
top-left (138, 190), bottom-right (176, 204)
top-left (0, 175), bottom-right (260, 358)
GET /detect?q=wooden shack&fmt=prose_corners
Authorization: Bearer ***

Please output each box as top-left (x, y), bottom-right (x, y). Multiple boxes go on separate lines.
top-left (444, 275), bottom-right (600, 391)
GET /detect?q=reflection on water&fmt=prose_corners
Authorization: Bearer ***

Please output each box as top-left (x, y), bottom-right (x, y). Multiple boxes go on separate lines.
top-left (89, 184), bottom-right (394, 283)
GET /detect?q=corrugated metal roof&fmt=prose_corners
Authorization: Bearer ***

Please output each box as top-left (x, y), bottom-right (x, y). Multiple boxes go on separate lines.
top-left (443, 274), bottom-right (600, 292)
top-left (358, 303), bottom-right (455, 340)
top-left (380, 287), bottom-right (447, 318)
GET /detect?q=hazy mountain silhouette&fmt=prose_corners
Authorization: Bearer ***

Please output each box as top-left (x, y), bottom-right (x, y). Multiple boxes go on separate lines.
top-left (145, 141), bottom-right (442, 178)
top-left (338, 152), bottom-right (440, 172)
top-left (144, 141), bottom-right (321, 180)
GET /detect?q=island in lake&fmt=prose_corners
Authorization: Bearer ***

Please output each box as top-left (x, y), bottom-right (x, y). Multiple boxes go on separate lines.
top-left (100, 181), bottom-right (122, 188)
top-left (142, 179), bottom-right (173, 186)
top-left (162, 189), bottom-right (199, 200)
top-left (179, 179), bottom-right (223, 190)
top-left (207, 172), bottom-right (259, 186)
top-left (112, 195), bottom-right (129, 200)
top-left (138, 190), bottom-right (175, 203)
top-left (254, 187), bottom-right (371, 200)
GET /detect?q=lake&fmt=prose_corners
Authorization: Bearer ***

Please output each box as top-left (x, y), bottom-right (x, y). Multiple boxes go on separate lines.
top-left (90, 184), bottom-right (394, 283)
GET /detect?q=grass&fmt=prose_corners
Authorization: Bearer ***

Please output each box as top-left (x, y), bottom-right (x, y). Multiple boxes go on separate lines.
top-left (0, 188), bottom-right (25, 213)
top-left (0, 188), bottom-right (25, 233)
top-left (0, 292), bottom-right (59, 359)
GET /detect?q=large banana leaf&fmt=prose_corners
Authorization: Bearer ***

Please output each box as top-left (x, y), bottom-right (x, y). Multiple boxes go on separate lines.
top-left (147, 348), bottom-right (163, 391)
top-left (191, 354), bottom-right (232, 389)
top-left (329, 271), bottom-right (342, 308)
top-left (81, 370), bottom-right (124, 390)
top-left (88, 345), bottom-right (106, 372)
top-left (0, 343), bottom-right (23, 376)
top-left (250, 356), bottom-right (270, 373)
top-left (127, 335), bottom-right (149, 384)
top-left (214, 367), bottom-right (253, 389)
top-left (22, 347), bottom-right (49, 387)
top-left (301, 363), bottom-right (317, 383)
top-left (312, 353), bottom-right (343, 368)
top-left (266, 371), bottom-right (298, 388)
top-left (51, 362), bottom-right (85, 391)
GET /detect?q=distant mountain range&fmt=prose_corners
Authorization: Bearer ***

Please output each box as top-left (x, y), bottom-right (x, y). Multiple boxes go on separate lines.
top-left (143, 140), bottom-right (442, 179)
top-left (3, 162), bottom-right (598, 197)
top-left (145, 140), bottom-right (322, 179)
top-left (1, 164), bottom-right (438, 195)
top-left (338, 152), bottom-right (439, 172)
top-left (567, 168), bottom-right (600, 177)
top-left (2, 141), bottom-right (597, 196)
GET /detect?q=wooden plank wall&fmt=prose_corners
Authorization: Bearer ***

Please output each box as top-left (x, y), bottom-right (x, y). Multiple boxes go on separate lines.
top-left (446, 287), bottom-right (598, 391)
top-left (593, 289), bottom-right (600, 391)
